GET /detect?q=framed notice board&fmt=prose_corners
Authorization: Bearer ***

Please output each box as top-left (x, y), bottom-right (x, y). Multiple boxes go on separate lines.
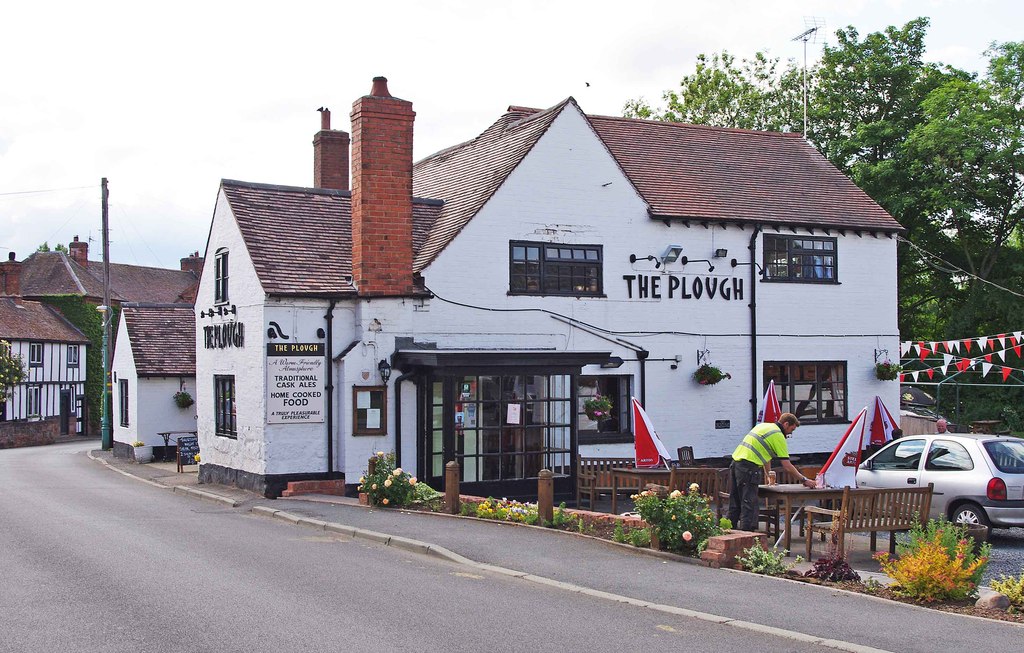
top-left (177, 435), bottom-right (200, 472)
top-left (352, 386), bottom-right (387, 436)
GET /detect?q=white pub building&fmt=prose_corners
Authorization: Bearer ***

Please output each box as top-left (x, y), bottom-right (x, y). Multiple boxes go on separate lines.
top-left (194, 77), bottom-right (901, 499)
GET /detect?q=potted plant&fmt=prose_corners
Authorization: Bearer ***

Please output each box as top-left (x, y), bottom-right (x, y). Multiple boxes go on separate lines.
top-left (132, 440), bottom-right (154, 463)
top-left (875, 360), bottom-right (901, 381)
top-left (693, 364), bottom-right (731, 386)
top-left (583, 394), bottom-right (614, 422)
top-left (173, 390), bottom-right (194, 409)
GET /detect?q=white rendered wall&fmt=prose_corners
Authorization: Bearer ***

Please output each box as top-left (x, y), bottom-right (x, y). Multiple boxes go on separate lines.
top-left (136, 378), bottom-right (197, 447)
top-left (111, 316), bottom-right (136, 444)
top-left (195, 189), bottom-right (268, 475)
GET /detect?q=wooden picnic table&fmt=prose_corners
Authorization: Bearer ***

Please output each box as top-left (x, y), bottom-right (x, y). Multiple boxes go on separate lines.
top-left (610, 467), bottom-right (672, 513)
top-left (758, 484), bottom-right (849, 552)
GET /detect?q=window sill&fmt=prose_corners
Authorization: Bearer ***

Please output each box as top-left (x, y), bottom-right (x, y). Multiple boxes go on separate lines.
top-left (215, 432), bottom-right (237, 439)
top-left (761, 279), bottom-right (841, 285)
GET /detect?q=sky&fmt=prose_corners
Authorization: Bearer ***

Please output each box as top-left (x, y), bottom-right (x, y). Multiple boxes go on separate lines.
top-left (2, 0), bottom-right (1021, 270)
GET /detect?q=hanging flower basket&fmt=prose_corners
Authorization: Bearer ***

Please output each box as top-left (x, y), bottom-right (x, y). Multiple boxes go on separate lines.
top-left (694, 364), bottom-right (731, 386)
top-left (875, 361), bottom-right (901, 381)
top-left (173, 390), bottom-right (195, 409)
top-left (583, 394), bottom-right (614, 421)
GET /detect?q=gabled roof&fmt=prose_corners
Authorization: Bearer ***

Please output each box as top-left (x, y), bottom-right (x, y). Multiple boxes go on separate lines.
top-left (0, 297), bottom-right (90, 344)
top-left (412, 100), bottom-right (569, 270)
top-left (19, 251), bottom-right (198, 304)
top-left (586, 115), bottom-right (900, 231)
top-left (220, 180), bottom-right (442, 296)
top-left (121, 304), bottom-right (195, 377)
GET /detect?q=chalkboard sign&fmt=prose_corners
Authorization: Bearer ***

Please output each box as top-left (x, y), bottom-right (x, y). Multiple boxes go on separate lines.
top-left (177, 435), bottom-right (200, 472)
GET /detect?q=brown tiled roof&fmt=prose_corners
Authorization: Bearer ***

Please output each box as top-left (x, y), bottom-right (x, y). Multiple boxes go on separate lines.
top-left (19, 251), bottom-right (199, 304)
top-left (412, 100), bottom-right (568, 270)
top-left (0, 297), bottom-right (90, 343)
top-left (88, 261), bottom-right (198, 304)
top-left (220, 180), bottom-right (442, 296)
top-left (586, 114), bottom-right (901, 231)
top-left (121, 305), bottom-right (195, 377)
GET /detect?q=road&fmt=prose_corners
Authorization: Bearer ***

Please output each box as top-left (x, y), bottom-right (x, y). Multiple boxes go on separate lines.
top-left (0, 442), bottom-right (831, 653)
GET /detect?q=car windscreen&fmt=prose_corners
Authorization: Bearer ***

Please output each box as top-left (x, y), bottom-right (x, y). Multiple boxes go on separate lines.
top-left (983, 440), bottom-right (1024, 474)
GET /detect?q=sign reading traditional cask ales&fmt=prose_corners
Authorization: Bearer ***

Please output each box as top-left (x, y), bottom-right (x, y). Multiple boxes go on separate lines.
top-left (266, 343), bottom-right (325, 424)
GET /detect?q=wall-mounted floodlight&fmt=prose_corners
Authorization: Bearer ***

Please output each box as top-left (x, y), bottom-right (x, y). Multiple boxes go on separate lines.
top-left (600, 356), bottom-right (624, 369)
top-left (713, 248), bottom-right (728, 258)
top-left (661, 244), bottom-right (684, 266)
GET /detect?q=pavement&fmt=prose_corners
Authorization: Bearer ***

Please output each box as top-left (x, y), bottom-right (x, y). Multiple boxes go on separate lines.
top-left (87, 448), bottom-right (1023, 653)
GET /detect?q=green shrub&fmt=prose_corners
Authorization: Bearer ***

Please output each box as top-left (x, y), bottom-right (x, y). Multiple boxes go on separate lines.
top-left (876, 517), bottom-right (990, 602)
top-left (719, 517), bottom-right (733, 530)
top-left (357, 452), bottom-right (417, 507)
top-left (735, 542), bottom-right (796, 575)
top-left (990, 573), bottom-right (1024, 608)
top-left (627, 527), bottom-right (652, 548)
top-left (631, 487), bottom-right (722, 554)
top-left (612, 521), bottom-right (627, 543)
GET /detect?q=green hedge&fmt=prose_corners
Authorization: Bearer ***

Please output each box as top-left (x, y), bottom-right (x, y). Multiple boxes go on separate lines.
top-left (39, 295), bottom-right (120, 432)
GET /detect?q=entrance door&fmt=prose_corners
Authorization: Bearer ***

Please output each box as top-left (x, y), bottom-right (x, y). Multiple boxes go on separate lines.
top-left (59, 389), bottom-right (72, 435)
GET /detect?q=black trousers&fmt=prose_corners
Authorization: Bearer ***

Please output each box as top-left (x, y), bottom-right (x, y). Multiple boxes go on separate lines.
top-left (727, 460), bottom-right (763, 532)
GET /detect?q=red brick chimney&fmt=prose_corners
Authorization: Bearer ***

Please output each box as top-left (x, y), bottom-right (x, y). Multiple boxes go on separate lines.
top-left (180, 251), bottom-right (204, 277)
top-left (350, 76), bottom-right (415, 296)
top-left (313, 107), bottom-right (351, 191)
top-left (69, 235), bottom-right (88, 267)
top-left (1, 252), bottom-right (20, 296)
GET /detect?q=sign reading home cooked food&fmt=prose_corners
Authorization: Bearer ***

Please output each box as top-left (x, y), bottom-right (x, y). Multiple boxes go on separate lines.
top-left (266, 343), bottom-right (326, 424)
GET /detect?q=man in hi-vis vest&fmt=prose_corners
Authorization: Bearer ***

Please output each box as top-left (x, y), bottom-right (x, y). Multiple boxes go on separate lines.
top-left (728, 413), bottom-right (815, 531)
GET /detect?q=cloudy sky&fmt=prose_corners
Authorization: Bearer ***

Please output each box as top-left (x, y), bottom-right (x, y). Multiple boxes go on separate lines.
top-left (2, 0), bottom-right (1021, 270)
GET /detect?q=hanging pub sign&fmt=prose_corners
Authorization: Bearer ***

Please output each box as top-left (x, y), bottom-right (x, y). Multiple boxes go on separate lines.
top-left (622, 275), bottom-right (744, 301)
top-left (266, 342), bottom-right (325, 424)
top-left (204, 321), bottom-right (245, 349)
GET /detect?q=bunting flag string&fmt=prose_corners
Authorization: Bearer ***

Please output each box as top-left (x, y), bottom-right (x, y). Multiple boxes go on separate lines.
top-left (898, 341), bottom-right (1024, 384)
top-left (900, 329), bottom-right (1024, 359)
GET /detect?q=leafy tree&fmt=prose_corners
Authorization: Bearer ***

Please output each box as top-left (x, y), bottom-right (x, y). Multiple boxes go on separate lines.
top-left (624, 51), bottom-right (804, 132)
top-left (0, 340), bottom-right (25, 403)
top-left (36, 242), bottom-right (69, 253)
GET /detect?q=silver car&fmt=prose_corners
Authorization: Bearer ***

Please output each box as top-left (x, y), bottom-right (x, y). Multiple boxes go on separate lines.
top-left (857, 433), bottom-right (1024, 529)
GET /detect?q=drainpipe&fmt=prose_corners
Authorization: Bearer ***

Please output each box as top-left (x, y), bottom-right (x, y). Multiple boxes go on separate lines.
top-left (325, 300), bottom-right (336, 475)
top-left (637, 349), bottom-right (650, 406)
top-left (393, 369), bottom-right (415, 469)
top-left (748, 226), bottom-right (762, 423)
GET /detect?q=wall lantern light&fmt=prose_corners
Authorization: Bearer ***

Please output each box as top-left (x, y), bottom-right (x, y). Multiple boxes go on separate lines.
top-left (660, 244), bottom-right (684, 266)
top-left (600, 356), bottom-right (624, 369)
top-left (377, 358), bottom-right (392, 384)
top-left (680, 256), bottom-right (714, 272)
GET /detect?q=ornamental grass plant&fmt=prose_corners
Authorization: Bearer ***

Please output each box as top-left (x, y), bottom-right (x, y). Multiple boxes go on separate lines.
top-left (358, 451), bottom-right (417, 507)
top-left (630, 483), bottom-right (722, 554)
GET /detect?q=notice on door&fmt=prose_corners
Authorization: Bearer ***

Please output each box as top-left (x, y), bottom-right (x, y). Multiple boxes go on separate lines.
top-left (266, 343), bottom-right (325, 424)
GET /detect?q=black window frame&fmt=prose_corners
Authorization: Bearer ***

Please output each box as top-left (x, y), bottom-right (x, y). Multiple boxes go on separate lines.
top-left (763, 234), bottom-right (838, 283)
top-left (763, 361), bottom-right (848, 425)
top-left (577, 374), bottom-right (632, 445)
top-left (509, 240), bottom-right (603, 297)
top-left (214, 248), bottom-right (229, 304)
top-left (118, 379), bottom-right (129, 427)
top-left (29, 342), bottom-right (43, 368)
top-left (67, 344), bottom-right (80, 367)
top-left (26, 385), bottom-right (42, 417)
top-left (214, 375), bottom-right (237, 438)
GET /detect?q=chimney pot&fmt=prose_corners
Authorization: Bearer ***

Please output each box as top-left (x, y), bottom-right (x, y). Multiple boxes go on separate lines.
top-left (370, 76), bottom-right (391, 97)
top-left (319, 107), bottom-right (331, 130)
top-left (69, 235), bottom-right (89, 267)
top-left (7, 252), bottom-right (14, 261)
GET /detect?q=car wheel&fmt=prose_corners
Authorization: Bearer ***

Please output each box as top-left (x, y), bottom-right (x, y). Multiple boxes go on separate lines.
top-left (951, 502), bottom-right (991, 529)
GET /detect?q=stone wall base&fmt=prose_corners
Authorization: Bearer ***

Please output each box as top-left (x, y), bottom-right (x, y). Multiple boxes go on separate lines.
top-left (199, 463), bottom-right (344, 499)
top-left (0, 417), bottom-right (60, 449)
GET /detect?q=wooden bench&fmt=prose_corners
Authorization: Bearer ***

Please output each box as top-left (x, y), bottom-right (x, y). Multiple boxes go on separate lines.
top-left (576, 457), bottom-right (635, 509)
top-left (804, 484), bottom-right (934, 559)
top-left (668, 467), bottom-right (724, 498)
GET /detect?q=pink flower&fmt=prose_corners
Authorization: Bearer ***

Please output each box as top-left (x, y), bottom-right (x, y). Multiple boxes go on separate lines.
top-left (682, 531), bottom-right (693, 542)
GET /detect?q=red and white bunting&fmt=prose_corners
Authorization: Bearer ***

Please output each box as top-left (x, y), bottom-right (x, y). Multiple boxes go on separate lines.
top-left (997, 349), bottom-right (1006, 362)
top-left (1003, 367), bottom-right (1013, 382)
top-left (978, 336), bottom-right (990, 351)
top-left (998, 334), bottom-right (1007, 348)
top-left (963, 339), bottom-right (973, 352)
top-left (901, 341), bottom-right (912, 356)
top-left (909, 370), bottom-right (919, 382)
top-left (982, 362), bottom-right (993, 378)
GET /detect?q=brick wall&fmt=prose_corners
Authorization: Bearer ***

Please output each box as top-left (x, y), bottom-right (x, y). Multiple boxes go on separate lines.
top-left (0, 417), bottom-right (59, 448)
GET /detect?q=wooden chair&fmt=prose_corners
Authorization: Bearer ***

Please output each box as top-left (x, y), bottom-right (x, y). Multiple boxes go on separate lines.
top-left (668, 467), bottom-right (722, 498)
top-left (805, 484), bottom-right (934, 558)
top-left (676, 446), bottom-right (695, 466)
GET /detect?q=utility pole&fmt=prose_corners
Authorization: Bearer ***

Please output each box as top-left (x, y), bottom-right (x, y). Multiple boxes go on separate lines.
top-left (100, 178), bottom-right (112, 450)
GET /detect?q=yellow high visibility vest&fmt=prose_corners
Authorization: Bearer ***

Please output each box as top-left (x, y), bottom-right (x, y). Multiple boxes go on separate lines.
top-left (732, 422), bottom-right (788, 465)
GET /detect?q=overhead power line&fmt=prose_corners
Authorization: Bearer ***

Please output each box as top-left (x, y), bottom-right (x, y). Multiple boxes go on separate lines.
top-left (897, 236), bottom-right (1024, 299)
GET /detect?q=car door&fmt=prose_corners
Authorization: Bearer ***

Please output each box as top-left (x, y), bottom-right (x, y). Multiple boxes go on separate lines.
top-left (918, 438), bottom-right (976, 520)
top-left (857, 438), bottom-right (926, 491)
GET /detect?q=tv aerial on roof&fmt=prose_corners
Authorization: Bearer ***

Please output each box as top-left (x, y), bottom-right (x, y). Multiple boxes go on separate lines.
top-left (791, 16), bottom-right (826, 139)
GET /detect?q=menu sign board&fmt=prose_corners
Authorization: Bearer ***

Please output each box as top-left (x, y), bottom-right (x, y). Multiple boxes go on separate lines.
top-left (266, 343), bottom-right (325, 424)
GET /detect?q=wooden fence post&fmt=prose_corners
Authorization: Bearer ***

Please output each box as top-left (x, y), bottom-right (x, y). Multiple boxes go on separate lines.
top-left (445, 461), bottom-right (461, 514)
top-left (538, 468), bottom-right (554, 525)
top-left (368, 456), bottom-right (377, 477)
